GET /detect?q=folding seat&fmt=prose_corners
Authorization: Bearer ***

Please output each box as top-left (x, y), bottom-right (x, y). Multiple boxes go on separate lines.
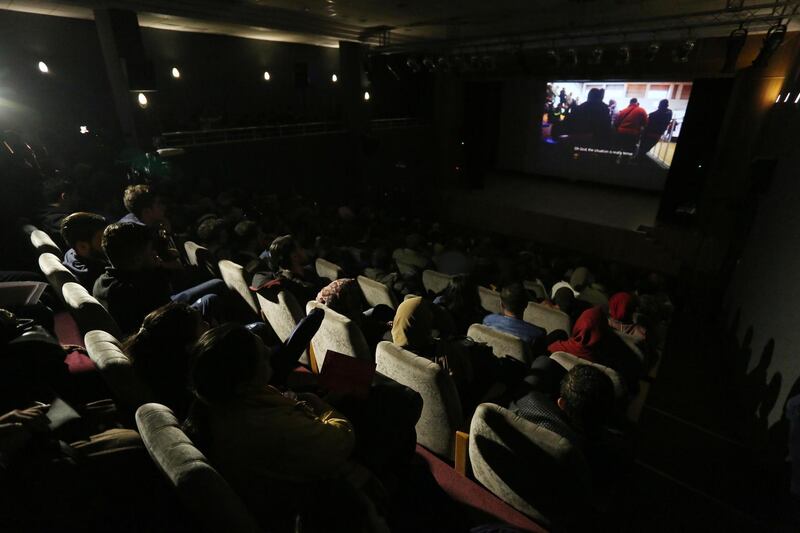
top-left (135, 403), bottom-right (263, 533)
top-left (305, 301), bottom-right (371, 370)
top-left (422, 269), bottom-right (454, 296)
top-left (84, 329), bottom-right (154, 410)
top-left (356, 275), bottom-right (398, 309)
top-left (468, 403), bottom-right (591, 529)
top-left (523, 302), bottom-right (570, 335)
top-left (477, 286), bottom-right (502, 314)
top-left (184, 241), bottom-right (216, 277)
top-left (62, 281), bottom-right (122, 339)
top-left (523, 280), bottom-right (548, 301)
top-left (467, 323), bottom-right (532, 365)
top-left (256, 288), bottom-right (308, 365)
top-left (577, 286), bottom-right (609, 308)
top-left (315, 257), bottom-right (343, 282)
top-left (30, 229), bottom-right (62, 256)
top-left (38, 252), bottom-right (78, 301)
top-left (218, 259), bottom-right (259, 315)
top-left (375, 341), bottom-right (463, 459)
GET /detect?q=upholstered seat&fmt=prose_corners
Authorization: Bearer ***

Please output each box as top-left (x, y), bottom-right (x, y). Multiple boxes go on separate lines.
top-left (84, 330), bottom-right (154, 409)
top-left (218, 259), bottom-right (259, 315)
top-left (38, 252), bottom-right (78, 299)
top-left (315, 257), bottom-right (343, 282)
top-left (467, 323), bottom-right (532, 365)
top-left (356, 275), bottom-right (398, 309)
top-left (422, 269), bottom-right (454, 296)
top-left (468, 403), bottom-right (591, 528)
top-left (62, 281), bottom-right (122, 339)
top-left (135, 403), bottom-right (263, 533)
top-left (523, 280), bottom-right (548, 301)
top-left (478, 286), bottom-right (502, 314)
top-left (375, 341), bottom-right (463, 459)
top-left (305, 301), bottom-right (371, 370)
top-left (30, 229), bottom-right (61, 256)
top-left (256, 289), bottom-right (307, 364)
top-left (523, 302), bottom-right (570, 335)
top-left (185, 241), bottom-right (216, 277)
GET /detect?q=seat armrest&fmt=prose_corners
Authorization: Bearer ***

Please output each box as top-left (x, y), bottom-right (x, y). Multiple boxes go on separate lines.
top-left (454, 430), bottom-right (469, 476)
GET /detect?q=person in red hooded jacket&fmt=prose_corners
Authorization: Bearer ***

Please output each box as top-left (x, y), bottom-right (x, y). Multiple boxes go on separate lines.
top-left (607, 292), bottom-right (648, 340)
top-left (614, 98), bottom-right (648, 154)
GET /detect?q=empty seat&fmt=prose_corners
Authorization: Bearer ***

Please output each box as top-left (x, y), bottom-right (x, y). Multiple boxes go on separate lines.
top-left (523, 302), bottom-right (570, 335)
top-left (422, 269), bottom-right (454, 296)
top-left (38, 252), bottom-right (78, 299)
top-left (256, 289), bottom-right (307, 364)
top-left (218, 260), bottom-right (259, 315)
top-left (356, 275), bottom-right (398, 309)
top-left (549, 351), bottom-right (626, 399)
top-left (375, 341), bottom-right (463, 459)
top-left (468, 403), bottom-right (591, 528)
top-left (62, 281), bottom-right (122, 339)
top-left (305, 301), bottom-right (371, 370)
top-left (315, 257), bottom-right (343, 282)
top-left (478, 286), bottom-right (502, 314)
top-left (84, 330), bottom-right (154, 410)
top-left (467, 323), bottom-right (531, 365)
top-left (523, 280), bottom-right (548, 301)
top-left (30, 229), bottom-right (61, 256)
top-left (135, 403), bottom-right (263, 533)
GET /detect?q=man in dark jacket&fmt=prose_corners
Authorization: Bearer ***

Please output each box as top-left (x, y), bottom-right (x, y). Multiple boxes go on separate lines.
top-left (93, 223), bottom-right (226, 334)
top-left (60, 212), bottom-right (109, 290)
top-left (638, 99), bottom-right (674, 158)
top-left (562, 88), bottom-right (613, 147)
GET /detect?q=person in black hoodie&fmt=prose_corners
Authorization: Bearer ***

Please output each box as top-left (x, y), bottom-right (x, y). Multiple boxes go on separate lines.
top-left (60, 212), bottom-right (109, 290)
top-left (93, 223), bottom-right (226, 335)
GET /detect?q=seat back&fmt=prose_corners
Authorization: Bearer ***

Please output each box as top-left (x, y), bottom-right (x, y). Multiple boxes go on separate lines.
top-left (218, 260), bottom-right (259, 315)
top-left (84, 330), bottom-right (154, 409)
top-left (62, 282), bottom-right (122, 339)
top-left (467, 323), bottom-right (531, 365)
top-left (523, 280), bottom-right (547, 301)
top-left (356, 275), bottom-right (398, 309)
top-left (577, 286), bottom-right (609, 308)
top-left (183, 241), bottom-right (206, 267)
top-left (135, 403), bottom-right (263, 533)
top-left (375, 341), bottom-right (462, 459)
top-left (305, 301), bottom-right (371, 370)
top-left (256, 290), bottom-right (304, 342)
top-left (468, 403), bottom-right (591, 527)
top-left (550, 351), bottom-right (626, 399)
top-left (38, 252), bottom-right (78, 299)
top-left (478, 286), bottom-right (502, 314)
top-left (523, 302), bottom-right (570, 334)
top-left (30, 229), bottom-right (62, 256)
top-left (315, 257), bottom-right (343, 282)
top-left (422, 269), bottom-right (454, 296)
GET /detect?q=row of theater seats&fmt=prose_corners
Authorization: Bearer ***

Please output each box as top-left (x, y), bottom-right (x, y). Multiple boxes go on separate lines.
top-left (24, 227), bottom-right (550, 532)
top-left (193, 241), bottom-right (666, 529)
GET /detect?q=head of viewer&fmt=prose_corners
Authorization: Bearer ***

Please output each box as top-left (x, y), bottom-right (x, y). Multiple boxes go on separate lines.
top-left (101, 222), bottom-right (159, 271)
top-left (500, 283), bottom-right (527, 319)
top-left (557, 365), bottom-right (615, 438)
top-left (269, 234), bottom-right (307, 273)
top-left (191, 324), bottom-right (272, 404)
top-left (60, 212), bottom-right (107, 259)
top-left (123, 184), bottom-right (167, 225)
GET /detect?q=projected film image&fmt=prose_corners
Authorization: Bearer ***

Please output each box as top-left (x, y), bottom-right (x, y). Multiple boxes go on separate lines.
top-left (538, 80), bottom-right (692, 190)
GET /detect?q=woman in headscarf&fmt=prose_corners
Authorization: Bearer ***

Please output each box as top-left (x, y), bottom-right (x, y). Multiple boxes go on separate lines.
top-left (548, 306), bottom-right (607, 362)
top-left (607, 292), bottom-right (647, 340)
top-left (391, 296), bottom-right (436, 355)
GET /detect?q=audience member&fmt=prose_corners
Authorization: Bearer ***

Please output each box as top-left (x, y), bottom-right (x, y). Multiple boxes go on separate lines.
top-left (119, 184), bottom-right (167, 227)
top-left (608, 292), bottom-right (647, 340)
top-left (36, 177), bottom-right (82, 244)
top-left (60, 212), bottom-right (108, 290)
top-left (483, 283), bottom-right (546, 345)
top-left (253, 234), bottom-right (322, 304)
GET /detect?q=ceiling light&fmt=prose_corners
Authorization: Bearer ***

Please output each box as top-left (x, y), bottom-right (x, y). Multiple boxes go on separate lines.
top-left (784, 93), bottom-right (791, 103)
top-left (673, 40), bottom-right (696, 63)
top-left (137, 93), bottom-right (148, 108)
top-left (422, 57), bottom-right (437, 72)
top-left (563, 49), bottom-right (578, 67)
top-left (775, 93), bottom-right (782, 103)
top-left (38, 61), bottom-right (49, 73)
top-left (589, 47), bottom-right (603, 65)
top-left (752, 23), bottom-right (787, 68)
top-left (363, 91), bottom-right (370, 101)
top-left (171, 67), bottom-right (181, 78)
top-left (795, 93), bottom-right (800, 104)
top-left (545, 49), bottom-right (559, 67)
top-left (645, 43), bottom-right (660, 62)
top-left (406, 57), bottom-right (422, 73)
top-left (331, 73), bottom-right (338, 82)
top-left (263, 71), bottom-right (271, 81)
top-left (79, 126), bottom-right (89, 134)
top-left (616, 46), bottom-right (630, 65)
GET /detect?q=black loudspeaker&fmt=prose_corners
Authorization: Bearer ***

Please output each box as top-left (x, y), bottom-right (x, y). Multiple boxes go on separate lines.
top-left (106, 9), bottom-right (155, 91)
top-left (294, 63), bottom-right (309, 88)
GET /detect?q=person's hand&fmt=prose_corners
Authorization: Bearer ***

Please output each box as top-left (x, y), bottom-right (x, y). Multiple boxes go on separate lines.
top-left (0, 405), bottom-right (49, 434)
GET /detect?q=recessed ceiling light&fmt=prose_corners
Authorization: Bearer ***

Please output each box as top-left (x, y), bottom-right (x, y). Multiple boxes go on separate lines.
top-left (363, 91), bottom-right (370, 101)
top-left (79, 125), bottom-right (89, 134)
top-left (171, 67), bottom-right (181, 78)
top-left (263, 71), bottom-right (271, 81)
top-left (137, 93), bottom-right (148, 108)
top-left (331, 73), bottom-right (338, 82)
top-left (38, 61), bottom-right (49, 73)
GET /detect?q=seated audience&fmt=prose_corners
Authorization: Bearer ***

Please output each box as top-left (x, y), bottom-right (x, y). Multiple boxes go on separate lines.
top-left (118, 184), bottom-right (167, 227)
top-left (93, 223), bottom-right (225, 334)
top-left (433, 238), bottom-right (473, 275)
top-left (483, 283), bottom-right (546, 345)
top-left (253, 234), bottom-right (323, 304)
top-left (392, 233), bottom-right (431, 275)
top-left (60, 212), bottom-right (109, 290)
top-left (571, 266), bottom-right (609, 307)
top-left (315, 278), bottom-right (392, 351)
top-left (391, 296), bottom-right (436, 355)
top-left (608, 292), bottom-right (647, 340)
top-left (36, 177), bottom-right (82, 245)
top-left (548, 306), bottom-right (607, 362)
top-left (547, 285), bottom-right (592, 324)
